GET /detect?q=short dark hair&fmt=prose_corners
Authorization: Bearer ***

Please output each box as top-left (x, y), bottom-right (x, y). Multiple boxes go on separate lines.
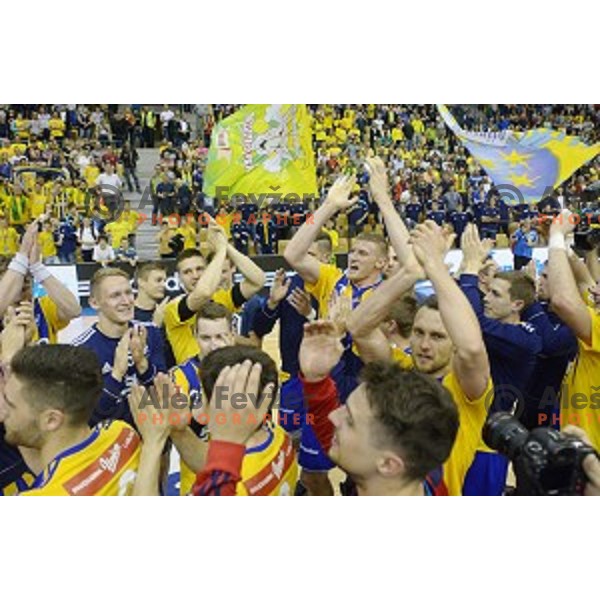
top-left (176, 248), bottom-right (205, 271)
top-left (136, 261), bottom-right (166, 283)
top-left (10, 345), bottom-right (103, 426)
top-left (196, 300), bottom-right (232, 326)
top-left (200, 346), bottom-right (279, 410)
top-left (495, 271), bottom-right (536, 312)
top-left (387, 295), bottom-right (418, 339)
top-left (421, 294), bottom-right (439, 311)
top-left (361, 361), bottom-right (459, 481)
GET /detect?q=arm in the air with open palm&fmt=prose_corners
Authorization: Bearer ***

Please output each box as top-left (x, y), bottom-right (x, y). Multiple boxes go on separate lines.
top-left (284, 176), bottom-right (357, 285)
top-left (299, 321), bottom-right (345, 454)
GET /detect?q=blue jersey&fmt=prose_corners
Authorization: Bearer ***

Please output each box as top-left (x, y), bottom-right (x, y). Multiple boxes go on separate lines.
top-left (460, 274), bottom-right (542, 412)
top-left (251, 274), bottom-right (317, 378)
top-left (72, 322), bottom-right (166, 426)
top-left (332, 274), bottom-right (383, 402)
top-left (348, 195), bottom-right (370, 227)
top-left (239, 202), bottom-right (258, 222)
top-left (0, 423), bottom-right (36, 496)
top-left (0, 425), bottom-right (36, 496)
top-left (498, 200), bottom-right (510, 223)
top-left (522, 302), bottom-right (578, 429)
top-left (254, 219), bottom-right (277, 254)
top-left (513, 229), bottom-right (538, 259)
top-left (426, 210), bottom-right (446, 227)
top-left (289, 202), bottom-right (307, 226)
top-left (404, 202), bottom-right (423, 224)
top-left (450, 211), bottom-right (471, 238)
top-left (272, 202), bottom-right (290, 230)
top-left (58, 221), bottom-right (77, 255)
top-left (481, 207), bottom-right (500, 235)
top-left (231, 220), bottom-right (250, 253)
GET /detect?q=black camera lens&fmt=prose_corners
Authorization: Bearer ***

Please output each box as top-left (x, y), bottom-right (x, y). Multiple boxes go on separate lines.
top-left (483, 413), bottom-right (530, 461)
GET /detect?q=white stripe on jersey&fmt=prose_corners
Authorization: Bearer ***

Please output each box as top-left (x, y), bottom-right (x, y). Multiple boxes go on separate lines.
top-left (70, 326), bottom-right (97, 347)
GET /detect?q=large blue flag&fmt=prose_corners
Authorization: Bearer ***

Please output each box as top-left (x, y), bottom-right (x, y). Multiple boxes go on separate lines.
top-left (438, 105), bottom-right (600, 205)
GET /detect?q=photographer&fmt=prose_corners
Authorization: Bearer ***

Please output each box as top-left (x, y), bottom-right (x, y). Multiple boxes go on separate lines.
top-left (157, 220), bottom-right (178, 260)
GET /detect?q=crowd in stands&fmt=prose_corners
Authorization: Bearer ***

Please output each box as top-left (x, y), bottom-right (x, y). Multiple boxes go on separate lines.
top-left (2, 104), bottom-right (599, 268)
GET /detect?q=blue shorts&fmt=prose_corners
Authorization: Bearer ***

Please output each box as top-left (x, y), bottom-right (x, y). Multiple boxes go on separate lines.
top-left (279, 377), bottom-right (335, 473)
top-left (462, 451), bottom-right (509, 496)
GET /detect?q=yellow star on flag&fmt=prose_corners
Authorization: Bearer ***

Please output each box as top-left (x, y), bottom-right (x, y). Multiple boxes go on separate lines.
top-left (501, 149), bottom-right (533, 168)
top-left (508, 173), bottom-right (540, 189)
top-left (478, 158), bottom-right (497, 169)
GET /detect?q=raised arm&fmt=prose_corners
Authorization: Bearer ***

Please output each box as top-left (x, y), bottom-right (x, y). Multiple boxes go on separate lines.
top-left (585, 247), bottom-right (600, 283)
top-left (0, 223), bottom-right (37, 317)
top-left (548, 210), bottom-right (593, 345)
top-left (284, 175), bottom-right (356, 285)
top-left (569, 250), bottom-right (597, 299)
top-left (366, 156), bottom-right (412, 266)
top-left (412, 221), bottom-right (490, 400)
top-left (226, 244), bottom-right (266, 299)
top-left (193, 361), bottom-right (274, 496)
top-left (128, 375), bottom-right (175, 496)
top-left (186, 225), bottom-right (227, 313)
top-left (29, 239), bottom-right (81, 321)
top-left (347, 265), bottom-right (422, 363)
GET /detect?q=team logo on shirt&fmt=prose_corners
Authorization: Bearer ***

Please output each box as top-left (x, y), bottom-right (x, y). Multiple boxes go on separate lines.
top-left (243, 435), bottom-right (295, 496)
top-left (62, 428), bottom-right (140, 495)
top-left (99, 445), bottom-right (122, 474)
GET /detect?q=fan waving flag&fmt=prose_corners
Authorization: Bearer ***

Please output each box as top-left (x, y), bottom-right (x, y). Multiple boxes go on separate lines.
top-left (203, 104), bottom-right (318, 201)
top-left (437, 104), bottom-right (600, 205)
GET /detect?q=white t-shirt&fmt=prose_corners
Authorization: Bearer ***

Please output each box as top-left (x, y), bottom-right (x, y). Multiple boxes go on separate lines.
top-left (93, 244), bottom-right (115, 263)
top-left (96, 173), bottom-right (122, 193)
top-left (160, 110), bottom-right (174, 123)
top-left (78, 226), bottom-right (98, 251)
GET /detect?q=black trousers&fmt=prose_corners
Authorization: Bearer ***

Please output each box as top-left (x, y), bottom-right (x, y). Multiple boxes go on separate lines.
top-left (514, 255), bottom-right (532, 271)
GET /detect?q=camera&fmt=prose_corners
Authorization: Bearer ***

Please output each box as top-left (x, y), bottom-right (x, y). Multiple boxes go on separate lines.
top-left (573, 214), bottom-right (600, 252)
top-left (483, 413), bottom-right (597, 496)
top-left (168, 233), bottom-right (185, 255)
top-left (574, 186), bottom-right (600, 252)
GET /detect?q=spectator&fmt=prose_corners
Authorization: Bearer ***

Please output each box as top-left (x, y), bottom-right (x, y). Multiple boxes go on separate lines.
top-left (92, 235), bottom-right (115, 267)
top-left (77, 216), bottom-right (99, 262)
top-left (115, 237), bottom-right (138, 267)
top-left (511, 219), bottom-right (539, 270)
top-left (121, 141), bottom-right (141, 193)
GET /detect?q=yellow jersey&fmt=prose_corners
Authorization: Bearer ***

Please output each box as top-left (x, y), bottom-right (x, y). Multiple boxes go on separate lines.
top-left (84, 165), bottom-right (101, 188)
top-left (20, 422), bottom-right (140, 496)
top-left (48, 118), bottom-right (66, 138)
top-left (236, 424), bottom-right (298, 496)
top-left (0, 227), bottom-right (19, 256)
top-left (172, 360), bottom-right (298, 496)
top-left (105, 221), bottom-right (132, 249)
top-left (34, 296), bottom-right (70, 344)
top-left (304, 263), bottom-right (382, 321)
top-left (561, 308), bottom-right (600, 450)
top-left (30, 192), bottom-right (49, 218)
top-left (38, 231), bottom-right (57, 258)
top-left (176, 225), bottom-right (197, 250)
top-left (304, 263), bottom-right (343, 318)
top-left (164, 288), bottom-right (240, 364)
top-left (120, 210), bottom-right (140, 231)
top-left (392, 348), bottom-right (491, 496)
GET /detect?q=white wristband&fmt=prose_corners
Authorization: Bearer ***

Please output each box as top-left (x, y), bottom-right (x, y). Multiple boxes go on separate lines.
top-left (549, 233), bottom-right (567, 251)
top-left (307, 308), bottom-right (317, 322)
top-left (30, 262), bottom-right (52, 283)
top-left (8, 252), bottom-right (29, 276)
